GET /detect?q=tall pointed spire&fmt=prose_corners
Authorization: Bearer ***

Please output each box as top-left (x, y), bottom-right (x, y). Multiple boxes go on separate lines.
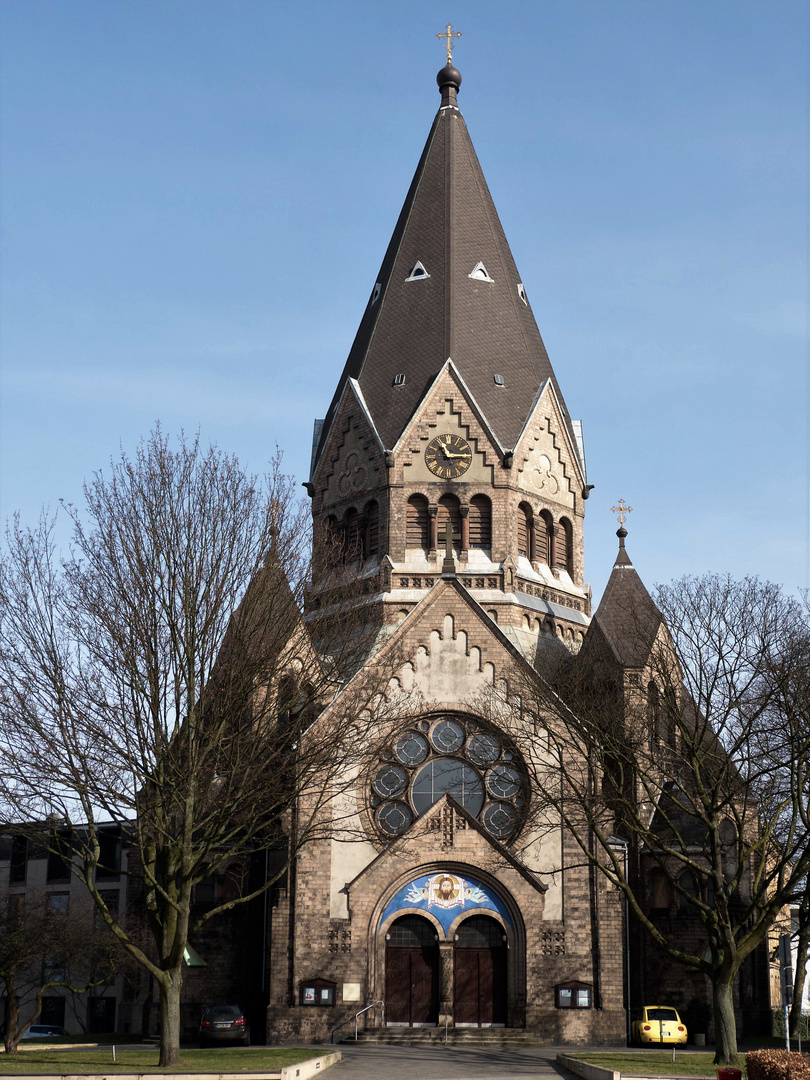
top-left (313, 60), bottom-right (575, 473)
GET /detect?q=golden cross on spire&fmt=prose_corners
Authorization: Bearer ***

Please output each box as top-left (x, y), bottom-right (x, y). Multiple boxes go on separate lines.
top-left (436, 23), bottom-right (461, 63)
top-left (611, 499), bottom-right (633, 528)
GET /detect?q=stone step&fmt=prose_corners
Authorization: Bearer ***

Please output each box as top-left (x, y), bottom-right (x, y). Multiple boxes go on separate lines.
top-left (343, 1027), bottom-right (549, 1046)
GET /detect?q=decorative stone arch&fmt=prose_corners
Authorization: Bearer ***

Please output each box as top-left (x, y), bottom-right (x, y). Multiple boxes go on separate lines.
top-left (367, 862), bottom-right (527, 1029)
top-left (379, 905), bottom-right (445, 941)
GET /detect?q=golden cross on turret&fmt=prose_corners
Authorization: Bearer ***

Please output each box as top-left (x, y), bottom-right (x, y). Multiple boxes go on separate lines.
top-left (611, 499), bottom-right (633, 527)
top-left (436, 23), bottom-right (461, 63)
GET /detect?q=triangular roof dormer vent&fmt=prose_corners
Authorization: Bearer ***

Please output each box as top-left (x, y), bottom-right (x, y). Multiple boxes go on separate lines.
top-left (517, 283), bottom-right (528, 306)
top-left (371, 282), bottom-right (381, 305)
top-left (406, 261), bottom-right (430, 282)
top-left (469, 261), bottom-right (494, 283)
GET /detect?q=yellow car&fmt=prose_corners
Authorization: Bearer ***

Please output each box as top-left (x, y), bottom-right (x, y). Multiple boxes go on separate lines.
top-left (631, 1005), bottom-right (688, 1045)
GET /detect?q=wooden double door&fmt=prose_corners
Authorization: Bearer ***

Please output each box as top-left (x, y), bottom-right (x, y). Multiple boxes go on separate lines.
top-left (453, 915), bottom-right (508, 1026)
top-left (385, 916), bottom-right (440, 1025)
top-left (385, 914), bottom-right (507, 1027)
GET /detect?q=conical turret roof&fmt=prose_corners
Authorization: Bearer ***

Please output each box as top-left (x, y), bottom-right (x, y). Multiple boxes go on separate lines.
top-left (313, 63), bottom-right (574, 472)
top-left (586, 529), bottom-right (663, 669)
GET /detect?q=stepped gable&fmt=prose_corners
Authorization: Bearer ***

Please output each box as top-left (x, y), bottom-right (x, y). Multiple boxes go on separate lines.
top-left (313, 61), bottom-right (574, 472)
top-left (585, 528), bottom-right (663, 669)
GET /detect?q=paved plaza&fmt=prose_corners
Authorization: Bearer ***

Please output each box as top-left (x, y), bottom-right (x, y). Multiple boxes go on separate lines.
top-left (329, 1044), bottom-right (572, 1080)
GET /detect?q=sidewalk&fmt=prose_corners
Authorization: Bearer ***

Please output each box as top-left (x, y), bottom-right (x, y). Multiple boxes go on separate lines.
top-left (330, 1043), bottom-right (571, 1080)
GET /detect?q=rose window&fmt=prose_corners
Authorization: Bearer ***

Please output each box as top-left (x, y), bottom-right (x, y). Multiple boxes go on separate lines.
top-left (370, 714), bottom-right (527, 843)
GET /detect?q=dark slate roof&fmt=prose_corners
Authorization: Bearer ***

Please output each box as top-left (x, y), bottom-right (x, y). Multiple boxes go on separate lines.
top-left (586, 531), bottom-right (663, 669)
top-left (313, 66), bottom-right (573, 472)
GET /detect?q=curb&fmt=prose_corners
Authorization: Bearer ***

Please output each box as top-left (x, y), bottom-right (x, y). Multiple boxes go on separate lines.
top-left (281, 1052), bottom-right (342, 1080)
top-left (0, 1051), bottom-right (341, 1080)
top-left (557, 1054), bottom-right (621, 1080)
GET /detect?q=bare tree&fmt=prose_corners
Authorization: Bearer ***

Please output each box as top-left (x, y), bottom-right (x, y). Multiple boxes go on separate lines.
top-left (512, 574), bottom-right (810, 1065)
top-left (0, 885), bottom-right (119, 1053)
top-left (0, 428), bottom-right (390, 1065)
top-left (767, 599), bottom-right (810, 1040)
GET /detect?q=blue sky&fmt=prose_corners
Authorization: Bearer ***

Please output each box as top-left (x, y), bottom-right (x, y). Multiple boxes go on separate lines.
top-left (1, 0), bottom-right (808, 604)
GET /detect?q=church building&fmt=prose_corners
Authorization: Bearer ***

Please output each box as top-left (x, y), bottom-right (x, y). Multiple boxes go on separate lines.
top-left (262, 54), bottom-right (629, 1045)
top-left (0, 49), bottom-right (780, 1050)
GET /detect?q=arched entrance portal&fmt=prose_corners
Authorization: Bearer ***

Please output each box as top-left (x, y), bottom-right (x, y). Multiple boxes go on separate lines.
top-left (385, 915), bottom-right (440, 1026)
top-left (454, 915), bottom-right (508, 1027)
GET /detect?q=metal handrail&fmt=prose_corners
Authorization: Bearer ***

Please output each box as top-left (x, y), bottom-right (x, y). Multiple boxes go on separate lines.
top-left (354, 1000), bottom-right (385, 1040)
top-left (329, 1000), bottom-right (385, 1044)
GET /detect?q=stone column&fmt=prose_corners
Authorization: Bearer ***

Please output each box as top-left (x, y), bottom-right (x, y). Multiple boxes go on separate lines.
top-left (438, 942), bottom-right (455, 1028)
top-left (459, 506), bottom-right (469, 563)
top-left (428, 506), bottom-right (438, 555)
top-left (550, 524), bottom-right (559, 576)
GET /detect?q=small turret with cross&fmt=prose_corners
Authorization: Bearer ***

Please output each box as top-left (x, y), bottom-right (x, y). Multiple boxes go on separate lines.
top-left (611, 499), bottom-right (633, 563)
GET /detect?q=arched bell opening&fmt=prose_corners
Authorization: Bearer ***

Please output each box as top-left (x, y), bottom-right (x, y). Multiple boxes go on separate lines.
top-left (384, 914), bottom-right (440, 1027)
top-left (453, 913), bottom-right (508, 1027)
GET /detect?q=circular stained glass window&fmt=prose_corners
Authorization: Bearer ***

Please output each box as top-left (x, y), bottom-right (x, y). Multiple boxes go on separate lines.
top-left (394, 731), bottom-right (429, 767)
top-left (483, 802), bottom-right (518, 839)
top-left (412, 758), bottom-right (484, 816)
top-left (430, 719), bottom-right (465, 754)
top-left (378, 801), bottom-right (413, 836)
top-left (467, 732), bottom-right (500, 767)
top-left (371, 713), bottom-right (526, 844)
top-left (373, 765), bottom-right (407, 799)
top-left (487, 765), bottom-right (521, 800)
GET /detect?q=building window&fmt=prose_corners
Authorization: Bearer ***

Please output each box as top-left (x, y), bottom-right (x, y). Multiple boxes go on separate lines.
top-left (95, 891), bottom-right (120, 926)
top-left (649, 871), bottom-right (670, 913)
top-left (365, 500), bottom-right (380, 556)
top-left (370, 712), bottom-right (528, 843)
top-left (406, 495), bottom-right (430, 552)
top-left (437, 494), bottom-right (461, 550)
top-left (517, 503), bottom-right (532, 558)
top-left (343, 508), bottom-right (361, 562)
top-left (40, 997), bottom-right (66, 1026)
top-left (46, 838), bottom-right (71, 884)
top-left (556, 981), bottom-right (592, 1009)
top-left (9, 835), bottom-right (27, 884)
top-left (46, 893), bottom-right (69, 915)
top-left (322, 515), bottom-right (340, 567)
top-left (468, 495), bottom-right (492, 549)
top-left (647, 681), bottom-right (660, 750)
top-left (96, 830), bottom-right (121, 881)
top-left (678, 871), bottom-right (699, 913)
top-left (557, 517), bottom-right (573, 574)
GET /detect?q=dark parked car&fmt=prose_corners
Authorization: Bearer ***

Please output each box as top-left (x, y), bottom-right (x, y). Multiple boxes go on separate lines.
top-left (22, 1024), bottom-right (69, 1039)
top-left (199, 1005), bottom-right (250, 1047)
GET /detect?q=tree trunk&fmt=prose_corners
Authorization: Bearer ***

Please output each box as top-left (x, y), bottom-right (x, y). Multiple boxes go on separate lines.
top-left (789, 910), bottom-right (810, 1039)
top-left (158, 969), bottom-right (183, 1067)
top-left (712, 976), bottom-right (739, 1065)
top-left (3, 990), bottom-right (19, 1054)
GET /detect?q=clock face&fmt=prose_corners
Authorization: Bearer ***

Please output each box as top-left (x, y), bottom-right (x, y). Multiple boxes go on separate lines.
top-left (425, 434), bottom-right (472, 479)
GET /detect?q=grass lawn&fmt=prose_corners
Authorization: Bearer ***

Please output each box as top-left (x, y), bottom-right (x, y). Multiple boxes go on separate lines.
top-left (0, 1047), bottom-right (319, 1074)
top-left (571, 1052), bottom-right (744, 1077)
